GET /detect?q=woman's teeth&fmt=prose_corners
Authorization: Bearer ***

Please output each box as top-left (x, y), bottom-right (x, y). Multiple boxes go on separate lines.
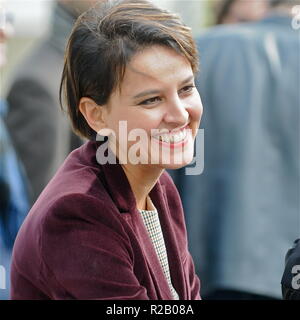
top-left (154, 128), bottom-right (187, 143)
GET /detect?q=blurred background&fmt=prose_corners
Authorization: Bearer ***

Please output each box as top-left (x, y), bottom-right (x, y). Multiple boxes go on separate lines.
top-left (0, 0), bottom-right (299, 300)
top-left (1, 0), bottom-right (211, 96)
top-left (0, 0), bottom-right (272, 104)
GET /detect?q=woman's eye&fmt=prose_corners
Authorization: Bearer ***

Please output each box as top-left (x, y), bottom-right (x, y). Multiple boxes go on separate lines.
top-left (139, 96), bottom-right (161, 106)
top-left (179, 85), bottom-right (195, 94)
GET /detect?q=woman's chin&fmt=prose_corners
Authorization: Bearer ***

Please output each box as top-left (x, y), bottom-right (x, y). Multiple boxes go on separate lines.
top-left (158, 151), bottom-right (195, 170)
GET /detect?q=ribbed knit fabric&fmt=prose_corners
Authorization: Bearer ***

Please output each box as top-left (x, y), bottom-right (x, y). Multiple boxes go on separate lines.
top-left (139, 197), bottom-right (179, 300)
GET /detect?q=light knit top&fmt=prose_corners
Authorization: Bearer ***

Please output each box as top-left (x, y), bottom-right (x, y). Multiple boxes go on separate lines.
top-left (139, 197), bottom-right (179, 300)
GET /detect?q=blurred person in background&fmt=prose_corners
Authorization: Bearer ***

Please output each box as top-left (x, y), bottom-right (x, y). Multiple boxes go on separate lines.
top-left (214, 0), bottom-right (268, 24)
top-left (171, 0), bottom-right (300, 299)
top-left (5, 0), bottom-right (97, 205)
top-left (0, 8), bottom-right (29, 300)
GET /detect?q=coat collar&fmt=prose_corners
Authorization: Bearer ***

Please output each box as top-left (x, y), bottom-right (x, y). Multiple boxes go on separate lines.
top-left (79, 140), bottom-right (137, 213)
top-left (80, 141), bottom-right (188, 299)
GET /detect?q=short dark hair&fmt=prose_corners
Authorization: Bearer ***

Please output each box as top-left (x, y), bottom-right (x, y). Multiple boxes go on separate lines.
top-left (60, 0), bottom-right (199, 140)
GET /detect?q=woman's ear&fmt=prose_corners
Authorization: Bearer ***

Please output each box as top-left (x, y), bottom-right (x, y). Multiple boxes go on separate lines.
top-left (79, 97), bottom-right (107, 133)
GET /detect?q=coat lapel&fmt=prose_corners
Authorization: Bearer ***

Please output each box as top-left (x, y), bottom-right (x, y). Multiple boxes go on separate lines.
top-left (130, 206), bottom-right (174, 299)
top-left (100, 158), bottom-right (174, 299)
top-left (83, 141), bottom-right (188, 299)
top-left (150, 182), bottom-right (188, 300)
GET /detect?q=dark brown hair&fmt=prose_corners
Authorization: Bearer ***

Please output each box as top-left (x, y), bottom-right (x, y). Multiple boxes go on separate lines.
top-left (59, 0), bottom-right (199, 139)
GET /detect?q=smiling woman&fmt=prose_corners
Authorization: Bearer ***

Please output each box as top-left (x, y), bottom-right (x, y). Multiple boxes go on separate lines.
top-left (10, 0), bottom-right (202, 300)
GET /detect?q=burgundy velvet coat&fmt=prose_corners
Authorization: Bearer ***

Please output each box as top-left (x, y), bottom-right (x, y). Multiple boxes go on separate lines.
top-left (10, 141), bottom-right (201, 300)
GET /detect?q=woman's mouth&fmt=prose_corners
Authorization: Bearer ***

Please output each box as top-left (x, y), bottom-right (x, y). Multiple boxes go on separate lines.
top-left (151, 125), bottom-right (190, 148)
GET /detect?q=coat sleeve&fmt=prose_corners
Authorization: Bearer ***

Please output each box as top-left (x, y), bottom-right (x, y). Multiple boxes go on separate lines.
top-left (40, 194), bottom-right (150, 300)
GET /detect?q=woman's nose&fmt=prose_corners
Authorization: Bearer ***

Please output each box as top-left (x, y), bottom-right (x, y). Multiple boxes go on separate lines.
top-left (163, 99), bottom-right (189, 127)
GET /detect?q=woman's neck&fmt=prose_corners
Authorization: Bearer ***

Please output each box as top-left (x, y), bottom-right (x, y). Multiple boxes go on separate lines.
top-left (121, 163), bottom-right (164, 211)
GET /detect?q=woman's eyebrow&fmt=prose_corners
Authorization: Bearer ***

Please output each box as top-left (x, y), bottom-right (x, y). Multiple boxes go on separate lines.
top-left (132, 75), bottom-right (195, 100)
top-left (133, 89), bottom-right (161, 100)
top-left (180, 75), bottom-right (194, 85)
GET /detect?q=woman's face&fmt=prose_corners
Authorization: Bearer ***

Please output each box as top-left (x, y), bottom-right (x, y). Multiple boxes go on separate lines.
top-left (101, 45), bottom-right (203, 169)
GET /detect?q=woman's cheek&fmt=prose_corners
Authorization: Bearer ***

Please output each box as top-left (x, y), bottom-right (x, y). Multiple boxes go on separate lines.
top-left (189, 101), bottom-right (203, 124)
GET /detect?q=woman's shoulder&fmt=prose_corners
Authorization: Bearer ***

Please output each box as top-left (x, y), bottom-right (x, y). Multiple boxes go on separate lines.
top-left (34, 141), bottom-right (106, 209)
top-left (21, 142), bottom-right (117, 232)
top-left (34, 192), bottom-right (123, 250)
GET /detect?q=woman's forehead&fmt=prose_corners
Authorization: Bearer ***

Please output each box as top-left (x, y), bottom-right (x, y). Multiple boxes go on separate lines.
top-left (120, 46), bottom-right (193, 92)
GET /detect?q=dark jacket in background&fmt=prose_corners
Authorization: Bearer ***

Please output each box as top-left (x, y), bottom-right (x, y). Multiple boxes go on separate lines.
top-left (10, 141), bottom-right (200, 300)
top-left (5, 4), bottom-right (82, 204)
top-left (281, 239), bottom-right (300, 300)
